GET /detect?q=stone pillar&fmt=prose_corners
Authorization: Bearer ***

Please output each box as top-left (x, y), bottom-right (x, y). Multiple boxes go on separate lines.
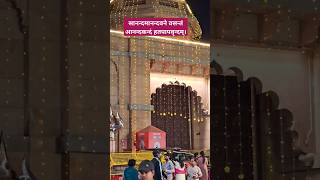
top-left (202, 77), bottom-right (210, 150)
top-left (118, 54), bottom-right (130, 152)
top-left (192, 119), bottom-right (199, 150)
top-left (111, 34), bottom-right (130, 152)
top-left (201, 116), bottom-right (210, 150)
top-left (206, 77), bottom-right (211, 150)
top-left (125, 37), bottom-right (152, 151)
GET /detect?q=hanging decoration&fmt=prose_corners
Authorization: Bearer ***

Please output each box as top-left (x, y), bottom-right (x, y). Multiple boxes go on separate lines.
top-left (110, 107), bottom-right (124, 132)
top-left (151, 81), bottom-right (208, 149)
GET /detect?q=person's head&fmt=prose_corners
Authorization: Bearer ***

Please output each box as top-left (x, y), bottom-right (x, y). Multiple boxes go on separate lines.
top-left (170, 153), bottom-right (175, 161)
top-left (128, 159), bottom-right (136, 167)
top-left (164, 153), bottom-right (170, 161)
top-left (138, 160), bottom-right (155, 180)
top-left (190, 158), bottom-right (197, 167)
top-left (194, 152), bottom-right (199, 158)
top-left (153, 150), bottom-right (160, 158)
top-left (200, 151), bottom-right (206, 163)
top-left (178, 160), bottom-right (185, 168)
top-left (180, 156), bottom-right (186, 162)
top-left (200, 151), bottom-right (205, 157)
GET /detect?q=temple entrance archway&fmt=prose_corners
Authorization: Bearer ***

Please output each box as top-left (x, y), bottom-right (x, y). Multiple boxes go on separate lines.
top-left (150, 72), bottom-right (210, 150)
top-left (151, 82), bottom-right (209, 150)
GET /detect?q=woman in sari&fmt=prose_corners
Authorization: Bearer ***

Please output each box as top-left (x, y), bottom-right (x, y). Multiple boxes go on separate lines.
top-left (174, 160), bottom-right (186, 180)
top-left (196, 151), bottom-right (208, 180)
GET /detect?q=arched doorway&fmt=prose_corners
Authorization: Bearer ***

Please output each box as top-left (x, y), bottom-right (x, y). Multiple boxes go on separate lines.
top-left (151, 82), bottom-right (209, 150)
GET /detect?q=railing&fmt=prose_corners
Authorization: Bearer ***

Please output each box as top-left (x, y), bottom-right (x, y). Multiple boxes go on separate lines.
top-left (110, 151), bottom-right (153, 167)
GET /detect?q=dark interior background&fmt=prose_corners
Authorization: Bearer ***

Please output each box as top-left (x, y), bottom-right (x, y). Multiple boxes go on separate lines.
top-left (187, 0), bottom-right (210, 42)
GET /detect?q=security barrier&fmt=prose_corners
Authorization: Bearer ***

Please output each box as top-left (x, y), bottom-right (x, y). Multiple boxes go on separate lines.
top-left (110, 151), bottom-right (154, 167)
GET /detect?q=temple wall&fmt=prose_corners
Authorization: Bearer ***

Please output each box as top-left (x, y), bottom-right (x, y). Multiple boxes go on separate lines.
top-left (110, 32), bottom-right (210, 151)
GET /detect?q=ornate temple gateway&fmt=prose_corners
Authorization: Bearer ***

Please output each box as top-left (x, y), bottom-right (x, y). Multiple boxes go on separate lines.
top-left (110, 0), bottom-right (211, 152)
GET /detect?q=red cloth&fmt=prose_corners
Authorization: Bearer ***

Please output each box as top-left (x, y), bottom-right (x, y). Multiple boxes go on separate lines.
top-left (175, 168), bottom-right (186, 174)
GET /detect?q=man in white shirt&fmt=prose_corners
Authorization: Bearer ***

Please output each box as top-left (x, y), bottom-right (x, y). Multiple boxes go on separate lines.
top-left (187, 158), bottom-right (202, 180)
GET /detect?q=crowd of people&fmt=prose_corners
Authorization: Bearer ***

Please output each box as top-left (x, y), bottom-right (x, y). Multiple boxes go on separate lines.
top-left (123, 150), bottom-right (209, 180)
